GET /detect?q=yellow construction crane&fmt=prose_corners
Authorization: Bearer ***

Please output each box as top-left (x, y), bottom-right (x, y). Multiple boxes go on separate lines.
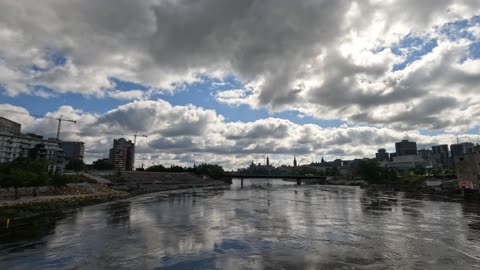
top-left (0, 109), bottom-right (76, 140)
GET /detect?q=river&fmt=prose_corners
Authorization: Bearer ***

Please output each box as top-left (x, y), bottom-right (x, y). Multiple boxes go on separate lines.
top-left (1, 179), bottom-right (480, 269)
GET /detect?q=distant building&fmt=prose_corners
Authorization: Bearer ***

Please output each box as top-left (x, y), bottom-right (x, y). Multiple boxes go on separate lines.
top-left (395, 140), bottom-right (417, 156)
top-left (0, 117), bottom-right (21, 135)
top-left (109, 138), bottom-right (135, 171)
top-left (455, 145), bottom-right (480, 190)
top-left (432, 144), bottom-right (450, 167)
top-left (451, 143), bottom-right (474, 159)
top-left (375, 148), bottom-right (390, 162)
top-left (418, 149), bottom-right (433, 160)
top-left (266, 156), bottom-right (270, 166)
top-left (0, 133), bottom-right (65, 173)
top-left (60, 141), bottom-right (85, 161)
top-left (387, 155), bottom-right (432, 170)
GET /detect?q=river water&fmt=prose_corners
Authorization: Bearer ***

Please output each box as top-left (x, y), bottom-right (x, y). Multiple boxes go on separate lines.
top-left (2, 179), bottom-right (480, 269)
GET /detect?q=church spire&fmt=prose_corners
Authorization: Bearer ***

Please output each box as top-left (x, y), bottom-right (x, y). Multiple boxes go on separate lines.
top-left (293, 156), bottom-right (297, 167)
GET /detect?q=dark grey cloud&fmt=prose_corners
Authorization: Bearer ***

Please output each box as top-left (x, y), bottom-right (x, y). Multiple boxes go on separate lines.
top-left (1, 0), bottom-right (480, 135)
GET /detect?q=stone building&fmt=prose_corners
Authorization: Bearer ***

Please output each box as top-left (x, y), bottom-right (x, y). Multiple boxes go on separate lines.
top-left (455, 145), bottom-right (480, 190)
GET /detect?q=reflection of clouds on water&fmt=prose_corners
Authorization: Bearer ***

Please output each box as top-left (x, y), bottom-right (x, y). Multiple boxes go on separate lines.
top-left (2, 184), bottom-right (480, 269)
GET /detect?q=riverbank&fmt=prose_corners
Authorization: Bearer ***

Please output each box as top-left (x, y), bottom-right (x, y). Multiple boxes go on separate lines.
top-left (362, 183), bottom-right (477, 203)
top-left (0, 172), bottom-right (230, 222)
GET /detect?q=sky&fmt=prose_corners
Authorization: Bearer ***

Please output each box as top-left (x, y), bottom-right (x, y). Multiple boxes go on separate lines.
top-left (0, 0), bottom-right (480, 169)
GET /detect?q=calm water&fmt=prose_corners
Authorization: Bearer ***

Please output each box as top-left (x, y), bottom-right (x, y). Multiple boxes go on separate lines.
top-left (2, 179), bottom-right (480, 269)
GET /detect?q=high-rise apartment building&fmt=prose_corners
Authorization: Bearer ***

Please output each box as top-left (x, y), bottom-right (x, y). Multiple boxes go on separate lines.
top-left (0, 117), bottom-right (21, 135)
top-left (109, 138), bottom-right (135, 171)
top-left (60, 141), bottom-right (85, 161)
top-left (0, 133), bottom-right (65, 173)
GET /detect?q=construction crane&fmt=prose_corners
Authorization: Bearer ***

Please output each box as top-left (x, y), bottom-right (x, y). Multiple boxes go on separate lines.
top-left (55, 115), bottom-right (77, 141)
top-left (133, 133), bottom-right (148, 144)
top-left (456, 136), bottom-right (469, 144)
top-left (0, 109), bottom-right (77, 140)
top-left (103, 132), bottom-right (148, 144)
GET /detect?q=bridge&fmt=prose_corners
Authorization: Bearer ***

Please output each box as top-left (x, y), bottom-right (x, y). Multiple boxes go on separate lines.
top-left (226, 174), bottom-right (326, 187)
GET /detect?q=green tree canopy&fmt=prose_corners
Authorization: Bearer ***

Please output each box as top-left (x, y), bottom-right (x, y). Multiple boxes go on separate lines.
top-left (66, 159), bottom-right (86, 172)
top-left (92, 159), bottom-right (114, 170)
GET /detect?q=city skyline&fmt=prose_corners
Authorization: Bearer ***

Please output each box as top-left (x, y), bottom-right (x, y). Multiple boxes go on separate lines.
top-left (0, 1), bottom-right (479, 169)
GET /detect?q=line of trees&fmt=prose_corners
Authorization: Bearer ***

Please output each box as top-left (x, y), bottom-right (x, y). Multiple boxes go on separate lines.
top-left (0, 157), bottom-right (76, 199)
top-left (140, 164), bottom-right (225, 179)
top-left (355, 159), bottom-right (457, 185)
top-left (356, 160), bottom-right (399, 184)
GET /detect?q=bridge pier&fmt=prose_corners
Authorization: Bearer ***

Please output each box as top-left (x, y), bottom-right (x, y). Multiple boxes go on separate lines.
top-left (241, 177), bottom-right (244, 189)
top-left (297, 178), bottom-right (301, 185)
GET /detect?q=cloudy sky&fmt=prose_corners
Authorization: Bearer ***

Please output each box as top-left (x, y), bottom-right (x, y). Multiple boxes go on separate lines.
top-left (0, 0), bottom-right (480, 169)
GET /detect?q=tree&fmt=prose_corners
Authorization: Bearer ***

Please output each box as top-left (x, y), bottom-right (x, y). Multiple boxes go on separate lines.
top-left (146, 164), bottom-right (166, 172)
top-left (411, 165), bottom-right (426, 176)
top-left (28, 159), bottom-right (49, 196)
top-left (66, 159), bottom-right (86, 172)
top-left (9, 168), bottom-right (32, 199)
top-left (50, 174), bottom-right (68, 187)
top-left (192, 164), bottom-right (225, 179)
top-left (92, 159), bottom-right (113, 170)
top-left (325, 167), bottom-right (339, 176)
top-left (356, 160), bottom-right (382, 183)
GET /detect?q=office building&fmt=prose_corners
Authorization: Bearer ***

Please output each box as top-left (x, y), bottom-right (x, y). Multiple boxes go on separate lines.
top-left (418, 149), bottom-right (433, 160)
top-left (395, 140), bottom-right (417, 156)
top-left (60, 141), bottom-right (85, 161)
top-left (451, 142), bottom-right (474, 159)
top-left (109, 138), bottom-right (135, 171)
top-left (432, 144), bottom-right (450, 167)
top-left (387, 155), bottom-right (432, 170)
top-left (375, 148), bottom-right (390, 162)
top-left (0, 117), bottom-right (21, 135)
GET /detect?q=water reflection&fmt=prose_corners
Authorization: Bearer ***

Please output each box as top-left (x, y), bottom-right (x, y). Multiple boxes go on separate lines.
top-left (1, 181), bottom-right (480, 269)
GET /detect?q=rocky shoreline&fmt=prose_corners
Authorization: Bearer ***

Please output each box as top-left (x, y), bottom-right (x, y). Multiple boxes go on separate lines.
top-left (0, 172), bottom-right (231, 223)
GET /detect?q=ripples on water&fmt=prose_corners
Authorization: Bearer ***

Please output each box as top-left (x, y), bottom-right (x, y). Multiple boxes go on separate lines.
top-left (2, 179), bottom-right (480, 269)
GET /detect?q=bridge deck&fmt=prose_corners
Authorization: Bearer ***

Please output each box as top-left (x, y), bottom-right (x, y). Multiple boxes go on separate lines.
top-left (227, 174), bottom-right (326, 179)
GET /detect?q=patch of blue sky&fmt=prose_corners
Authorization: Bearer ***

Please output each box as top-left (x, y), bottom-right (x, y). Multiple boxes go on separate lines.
top-left (391, 36), bottom-right (437, 71)
top-left (0, 90), bottom-right (126, 117)
top-left (467, 41), bottom-right (480, 59)
top-left (31, 49), bottom-right (67, 72)
top-left (390, 15), bottom-right (480, 71)
top-left (1, 74), bottom-right (345, 128)
top-left (110, 77), bottom-right (147, 91)
top-left (440, 18), bottom-right (474, 40)
top-left (418, 129), bottom-right (447, 137)
top-left (440, 15), bottom-right (480, 41)
top-left (155, 76), bottom-right (344, 127)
